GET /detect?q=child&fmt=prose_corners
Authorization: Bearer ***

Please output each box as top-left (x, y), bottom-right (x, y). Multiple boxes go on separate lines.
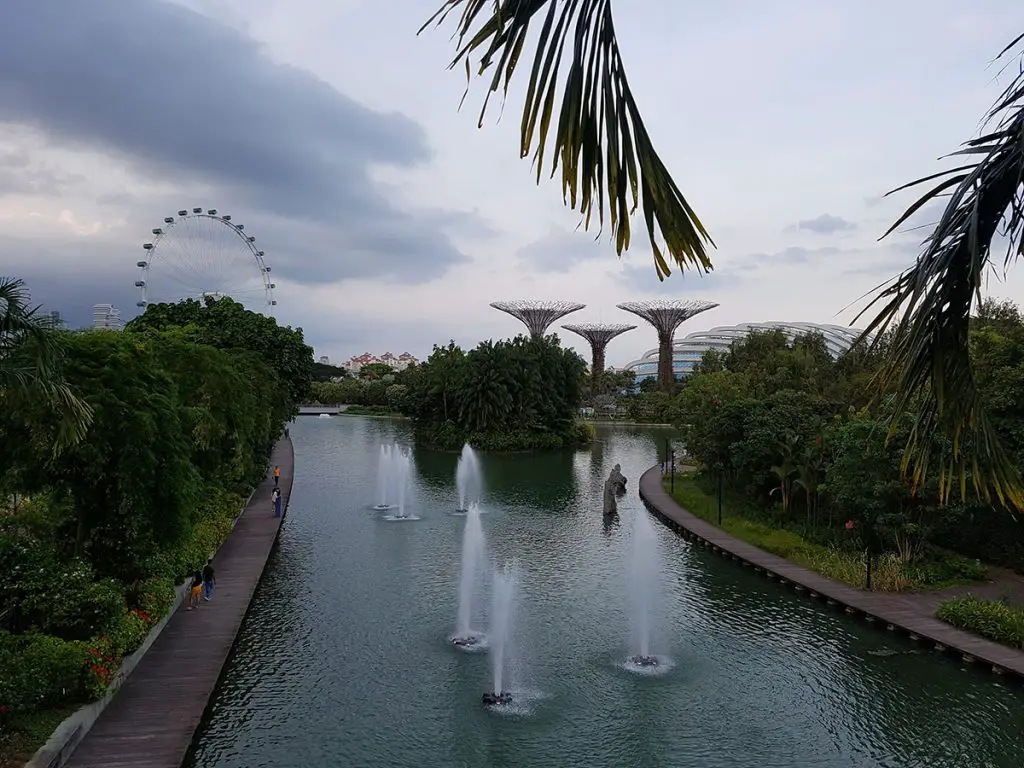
top-left (189, 570), bottom-right (203, 609)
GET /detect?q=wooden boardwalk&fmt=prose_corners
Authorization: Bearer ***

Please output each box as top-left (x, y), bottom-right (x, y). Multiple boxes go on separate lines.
top-left (639, 465), bottom-right (1024, 682)
top-left (63, 437), bottom-right (295, 768)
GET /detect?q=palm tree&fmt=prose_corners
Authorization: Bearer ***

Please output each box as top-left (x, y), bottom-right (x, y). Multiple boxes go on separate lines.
top-left (420, 0), bottom-right (715, 279)
top-left (0, 277), bottom-right (92, 453)
top-left (857, 34), bottom-right (1024, 508)
top-left (424, 7), bottom-right (1024, 507)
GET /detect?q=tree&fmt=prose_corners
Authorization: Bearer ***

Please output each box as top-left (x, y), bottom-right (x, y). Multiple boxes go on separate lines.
top-left (359, 362), bottom-right (394, 380)
top-left (858, 34), bottom-right (1024, 507)
top-left (12, 332), bottom-right (200, 576)
top-left (0, 277), bottom-right (92, 454)
top-left (421, 1), bottom-right (714, 279)
top-left (126, 297), bottom-right (314, 409)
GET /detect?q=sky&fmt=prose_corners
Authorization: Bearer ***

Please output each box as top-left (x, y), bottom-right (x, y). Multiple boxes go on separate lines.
top-left (2, 0), bottom-right (1022, 368)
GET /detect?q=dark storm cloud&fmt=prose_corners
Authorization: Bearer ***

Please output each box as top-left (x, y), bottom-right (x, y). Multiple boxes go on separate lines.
top-left (0, 0), bottom-right (480, 284)
top-left (796, 214), bottom-right (857, 235)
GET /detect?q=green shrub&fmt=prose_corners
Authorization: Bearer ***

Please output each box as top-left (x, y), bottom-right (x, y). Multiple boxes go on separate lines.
top-left (0, 632), bottom-right (88, 713)
top-left (573, 420), bottom-right (596, 446)
top-left (0, 531), bottom-right (126, 639)
top-left (903, 553), bottom-right (987, 588)
top-left (936, 596), bottom-right (1024, 649)
top-left (127, 576), bottom-right (176, 621)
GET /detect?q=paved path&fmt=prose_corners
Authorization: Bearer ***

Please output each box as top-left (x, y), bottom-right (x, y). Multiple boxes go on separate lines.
top-left (639, 465), bottom-right (1024, 682)
top-left (64, 437), bottom-right (295, 768)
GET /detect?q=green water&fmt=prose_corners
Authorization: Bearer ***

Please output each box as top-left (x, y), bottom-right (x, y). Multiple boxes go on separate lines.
top-left (188, 417), bottom-right (1024, 768)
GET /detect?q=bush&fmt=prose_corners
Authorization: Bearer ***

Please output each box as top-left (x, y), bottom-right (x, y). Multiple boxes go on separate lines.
top-left (127, 576), bottom-right (176, 621)
top-left (574, 419), bottom-right (596, 446)
top-left (0, 632), bottom-right (88, 713)
top-left (0, 530), bottom-right (126, 639)
top-left (936, 596), bottom-right (1024, 649)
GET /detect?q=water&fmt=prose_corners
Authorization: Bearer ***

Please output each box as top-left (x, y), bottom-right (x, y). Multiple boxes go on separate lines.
top-left (455, 442), bottom-right (483, 512)
top-left (188, 417), bottom-right (1024, 768)
top-left (627, 506), bottom-right (665, 671)
top-left (453, 503), bottom-right (487, 648)
top-left (489, 563), bottom-right (519, 697)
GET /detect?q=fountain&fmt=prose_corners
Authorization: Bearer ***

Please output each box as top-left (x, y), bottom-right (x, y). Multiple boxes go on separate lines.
top-left (454, 443), bottom-right (483, 513)
top-left (375, 443), bottom-right (418, 520)
top-left (627, 510), bottom-right (662, 669)
top-left (373, 444), bottom-right (397, 511)
top-left (483, 563), bottom-right (518, 706)
top-left (452, 503), bottom-right (487, 649)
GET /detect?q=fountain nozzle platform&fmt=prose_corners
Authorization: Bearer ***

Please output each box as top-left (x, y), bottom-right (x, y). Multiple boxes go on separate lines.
top-left (482, 692), bottom-right (513, 706)
top-left (452, 635), bottom-right (481, 648)
top-left (630, 655), bottom-right (659, 668)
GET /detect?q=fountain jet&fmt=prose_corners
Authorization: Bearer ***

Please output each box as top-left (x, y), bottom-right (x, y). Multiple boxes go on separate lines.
top-left (452, 503), bottom-right (487, 649)
top-left (628, 510), bottom-right (662, 668)
top-left (455, 443), bottom-right (483, 513)
top-left (484, 562), bottom-right (519, 706)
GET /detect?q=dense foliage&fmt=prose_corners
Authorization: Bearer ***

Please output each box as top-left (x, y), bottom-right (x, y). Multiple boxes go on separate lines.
top-left (935, 596), bottom-right (1024, 650)
top-left (669, 300), bottom-right (1024, 585)
top-left (404, 335), bottom-right (589, 451)
top-left (0, 293), bottom-right (304, 731)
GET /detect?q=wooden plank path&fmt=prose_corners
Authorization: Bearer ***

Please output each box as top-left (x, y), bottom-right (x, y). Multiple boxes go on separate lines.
top-left (639, 465), bottom-right (1024, 682)
top-left (63, 437), bottom-right (295, 768)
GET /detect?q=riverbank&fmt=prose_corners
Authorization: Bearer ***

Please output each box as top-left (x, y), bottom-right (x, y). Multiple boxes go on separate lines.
top-left (33, 437), bottom-right (295, 768)
top-left (639, 465), bottom-right (1024, 682)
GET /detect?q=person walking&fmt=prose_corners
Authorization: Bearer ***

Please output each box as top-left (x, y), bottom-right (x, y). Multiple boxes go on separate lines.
top-left (202, 558), bottom-right (216, 601)
top-left (188, 570), bottom-right (203, 610)
top-left (272, 487), bottom-right (283, 518)
top-left (273, 465), bottom-right (281, 487)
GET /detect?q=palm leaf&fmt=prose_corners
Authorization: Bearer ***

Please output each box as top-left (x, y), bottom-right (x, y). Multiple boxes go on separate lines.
top-left (421, 0), bottom-right (714, 278)
top-left (0, 276), bottom-right (93, 452)
top-left (856, 34), bottom-right (1024, 508)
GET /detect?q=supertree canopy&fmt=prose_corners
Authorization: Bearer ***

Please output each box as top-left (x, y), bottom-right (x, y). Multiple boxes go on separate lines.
top-left (490, 300), bottom-right (585, 338)
top-left (617, 299), bottom-right (718, 392)
top-left (561, 323), bottom-right (637, 380)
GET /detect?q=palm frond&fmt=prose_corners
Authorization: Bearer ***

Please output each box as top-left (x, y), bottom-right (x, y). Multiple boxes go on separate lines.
top-left (0, 276), bottom-right (93, 453)
top-left (421, 0), bottom-right (714, 278)
top-left (856, 35), bottom-right (1024, 508)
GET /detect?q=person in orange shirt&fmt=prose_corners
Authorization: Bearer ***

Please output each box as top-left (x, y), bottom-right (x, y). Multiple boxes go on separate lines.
top-left (273, 465), bottom-right (280, 487)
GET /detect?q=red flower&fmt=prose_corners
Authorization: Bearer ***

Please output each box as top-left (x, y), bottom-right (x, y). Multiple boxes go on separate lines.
top-left (845, 520), bottom-right (855, 530)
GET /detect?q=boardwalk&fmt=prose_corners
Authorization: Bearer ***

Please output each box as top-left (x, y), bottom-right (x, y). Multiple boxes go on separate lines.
top-left (63, 437), bottom-right (295, 768)
top-left (639, 465), bottom-right (1024, 682)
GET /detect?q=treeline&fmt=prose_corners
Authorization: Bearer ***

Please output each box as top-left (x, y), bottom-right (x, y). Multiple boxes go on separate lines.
top-left (673, 298), bottom-right (1024, 583)
top-left (0, 293), bottom-right (311, 732)
top-left (404, 335), bottom-right (590, 451)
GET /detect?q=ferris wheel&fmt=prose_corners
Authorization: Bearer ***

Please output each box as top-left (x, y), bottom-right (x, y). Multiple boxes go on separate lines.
top-left (134, 208), bottom-right (276, 313)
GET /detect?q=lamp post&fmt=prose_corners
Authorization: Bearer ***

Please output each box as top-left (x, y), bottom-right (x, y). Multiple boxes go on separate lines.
top-left (717, 465), bottom-right (723, 526)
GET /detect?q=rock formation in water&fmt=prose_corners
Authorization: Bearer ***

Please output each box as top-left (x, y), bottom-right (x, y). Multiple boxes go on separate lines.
top-left (603, 464), bottom-right (627, 515)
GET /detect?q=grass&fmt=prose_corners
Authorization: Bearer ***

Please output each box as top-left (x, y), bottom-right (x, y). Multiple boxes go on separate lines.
top-left (0, 704), bottom-right (78, 768)
top-left (662, 474), bottom-right (984, 592)
top-left (936, 596), bottom-right (1024, 650)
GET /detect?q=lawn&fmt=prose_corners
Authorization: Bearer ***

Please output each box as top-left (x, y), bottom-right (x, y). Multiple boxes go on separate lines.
top-left (661, 474), bottom-right (986, 592)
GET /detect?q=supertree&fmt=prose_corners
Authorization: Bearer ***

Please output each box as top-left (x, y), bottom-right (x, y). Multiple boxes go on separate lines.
top-left (490, 300), bottom-right (585, 338)
top-left (616, 300), bottom-right (719, 392)
top-left (561, 323), bottom-right (637, 383)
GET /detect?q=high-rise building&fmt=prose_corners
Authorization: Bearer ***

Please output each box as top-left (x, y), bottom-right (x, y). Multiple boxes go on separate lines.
top-left (318, 355), bottom-right (330, 365)
top-left (92, 304), bottom-right (123, 331)
top-left (47, 310), bottom-right (66, 330)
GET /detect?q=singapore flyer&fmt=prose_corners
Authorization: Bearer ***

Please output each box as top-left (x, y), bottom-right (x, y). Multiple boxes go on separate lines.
top-left (134, 207), bottom-right (276, 313)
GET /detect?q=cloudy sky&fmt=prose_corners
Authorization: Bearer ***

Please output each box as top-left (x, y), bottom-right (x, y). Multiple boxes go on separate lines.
top-left (2, 0), bottom-right (1022, 367)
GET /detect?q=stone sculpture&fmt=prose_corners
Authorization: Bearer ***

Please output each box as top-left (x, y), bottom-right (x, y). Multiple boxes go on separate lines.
top-left (603, 464), bottom-right (627, 516)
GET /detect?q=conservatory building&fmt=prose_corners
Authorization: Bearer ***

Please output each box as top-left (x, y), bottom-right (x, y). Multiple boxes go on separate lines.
top-left (624, 321), bottom-right (864, 382)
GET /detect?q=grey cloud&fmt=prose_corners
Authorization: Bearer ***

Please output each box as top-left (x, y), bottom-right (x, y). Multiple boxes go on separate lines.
top-left (797, 214), bottom-right (857, 235)
top-left (732, 246), bottom-right (843, 270)
top-left (516, 228), bottom-right (607, 273)
top-left (0, 0), bottom-right (481, 285)
top-left (0, 147), bottom-right (85, 196)
top-left (616, 261), bottom-right (739, 297)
